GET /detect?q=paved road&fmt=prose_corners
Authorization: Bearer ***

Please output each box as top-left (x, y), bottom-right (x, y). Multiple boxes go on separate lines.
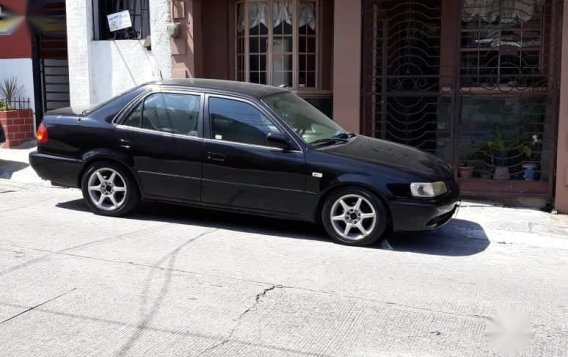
top-left (0, 181), bottom-right (567, 356)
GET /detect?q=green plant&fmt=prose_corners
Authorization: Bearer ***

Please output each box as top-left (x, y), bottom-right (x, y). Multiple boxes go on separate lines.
top-left (0, 77), bottom-right (24, 106)
top-left (480, 125), bottom-right (519, 153)
top-left (519, 134), bottom-right (542, 161)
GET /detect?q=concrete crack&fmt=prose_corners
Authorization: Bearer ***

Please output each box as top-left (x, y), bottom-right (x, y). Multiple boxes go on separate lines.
top-left (197, 284), bottom-right (283, 356)
top-left (0, 288), bottom-right (77, 325)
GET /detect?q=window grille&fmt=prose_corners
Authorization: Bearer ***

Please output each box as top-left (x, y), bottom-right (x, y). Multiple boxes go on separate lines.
top-left (93, 0), bottom-right (150, 40)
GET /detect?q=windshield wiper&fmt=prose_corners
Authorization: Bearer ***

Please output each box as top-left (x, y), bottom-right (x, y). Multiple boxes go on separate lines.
top-left (310, 132), bottom-right (356, 147)
top-left (334, 132), bottom-right (357, 139)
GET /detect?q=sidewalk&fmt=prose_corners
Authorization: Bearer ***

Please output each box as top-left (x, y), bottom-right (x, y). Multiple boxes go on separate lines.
top-left (0, 140), bottom-right (43, 184)
top-left (2, 143), bottom-right (568, 250)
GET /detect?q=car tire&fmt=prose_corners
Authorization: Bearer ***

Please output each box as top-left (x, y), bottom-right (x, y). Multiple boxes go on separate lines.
top-left (321, 187), bottom-right (389, 246)
top-left (80, 161), bottom-right (139, 217)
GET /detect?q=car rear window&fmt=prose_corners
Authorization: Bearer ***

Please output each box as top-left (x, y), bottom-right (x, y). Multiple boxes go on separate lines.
top-left (83, 85), bottom-right (148, 122)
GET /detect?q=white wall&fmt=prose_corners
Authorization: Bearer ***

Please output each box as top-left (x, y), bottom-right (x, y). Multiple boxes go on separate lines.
top-left (0, 58), bottom-right (35, 113)
top-left (66, 0), bottom-right (172, 111)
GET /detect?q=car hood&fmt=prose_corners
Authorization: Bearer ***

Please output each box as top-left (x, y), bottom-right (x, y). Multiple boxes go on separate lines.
top-left (319, 135), bottom-right (454, 181)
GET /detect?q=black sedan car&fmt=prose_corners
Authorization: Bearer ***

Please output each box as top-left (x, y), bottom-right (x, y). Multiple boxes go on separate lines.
top-left (30, 79), bottom-right (459, 246)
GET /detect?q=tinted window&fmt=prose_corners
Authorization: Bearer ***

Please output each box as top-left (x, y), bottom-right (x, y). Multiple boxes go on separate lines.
top-left (209, 97), bottom-right (280, 146)
top-left (125, 93), bottom-right (201, 136)
top-left (84, 85), bottom-right (146, 121)
top-left (123, 102), bottom-right (142, 127)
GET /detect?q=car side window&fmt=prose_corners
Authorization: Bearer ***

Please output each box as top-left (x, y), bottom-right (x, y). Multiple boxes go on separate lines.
top-left (123, 102), bottom-right (142, 127)
top-left (208, 97), bottom-right (281, 146)
top-left (123, 93), bottom-right (201, 137)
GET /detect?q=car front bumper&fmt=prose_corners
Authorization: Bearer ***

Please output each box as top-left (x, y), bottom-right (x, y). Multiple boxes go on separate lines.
top-left (29, 151), bottom-right (83, 188)
top-left (390, 196), bottom-right (459, 232)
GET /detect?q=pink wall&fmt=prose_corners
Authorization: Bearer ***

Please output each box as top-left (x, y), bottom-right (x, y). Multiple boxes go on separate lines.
top-left (554, 0), bottom-right (568, 212)
top-left (171, 0), bottom-right (202, 78)
top-left (332, 0), bottom-right (361, 133)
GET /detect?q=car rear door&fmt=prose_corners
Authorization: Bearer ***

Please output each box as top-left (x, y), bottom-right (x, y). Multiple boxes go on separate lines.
top-left (115, 90), bottom-right (204, 202)
top-left (201, 94), bottom-right (313, 218)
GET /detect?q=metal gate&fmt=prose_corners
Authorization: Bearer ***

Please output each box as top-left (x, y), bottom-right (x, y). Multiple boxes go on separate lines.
top-left (36, 1), bottom-right (70, 114)
top-left (362, 0), bottom-right (562, 198)
top-left (40, 57), bottom-right (70, 112)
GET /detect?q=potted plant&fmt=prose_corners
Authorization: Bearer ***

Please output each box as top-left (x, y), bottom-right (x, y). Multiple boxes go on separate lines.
top-left (0, 77), bottom-right (34, 148)
top-left (519, 134), bottom-right (542, 181)
top-left (479, 125), bottom-right (518, 180)
top-left (0, 77), bottom-right (24, 108)
top-left (458, 160), bottom-right (474, 179)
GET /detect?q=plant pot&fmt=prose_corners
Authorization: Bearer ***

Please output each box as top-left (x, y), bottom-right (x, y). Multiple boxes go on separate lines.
top-left (459, 166), bottom-right (474, 179)
top-left (493, 166), bottom-right (510, 180)
top-left (522, 162), bottom-right (539, 181)
top-left (0, 109), bottom-right (34, 148)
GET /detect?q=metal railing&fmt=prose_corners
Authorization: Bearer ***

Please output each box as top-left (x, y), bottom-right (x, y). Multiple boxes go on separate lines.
top-left (0, 98), bottom-right (31, 111)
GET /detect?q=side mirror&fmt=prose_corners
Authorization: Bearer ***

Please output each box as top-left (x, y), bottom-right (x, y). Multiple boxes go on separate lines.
top-left (267, 132), bottom-right (291, 150)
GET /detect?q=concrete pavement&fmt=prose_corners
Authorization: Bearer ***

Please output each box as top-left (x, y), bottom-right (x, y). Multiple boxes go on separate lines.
top-left (1, 147), bottom-right (568, 356)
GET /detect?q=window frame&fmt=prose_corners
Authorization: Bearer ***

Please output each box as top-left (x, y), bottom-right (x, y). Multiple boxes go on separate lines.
top-left (115, 89), bottom-right (205, 140)
top-left (235, 0), bottom-right (320, 91)
top-left (204, 93), bottom-right (303, 151)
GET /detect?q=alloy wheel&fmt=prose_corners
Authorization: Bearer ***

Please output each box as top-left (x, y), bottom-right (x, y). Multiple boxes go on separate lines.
top-left (87, 168), bottom-right (128, 211)
top-left (330, 194), bottom-right (377, 241)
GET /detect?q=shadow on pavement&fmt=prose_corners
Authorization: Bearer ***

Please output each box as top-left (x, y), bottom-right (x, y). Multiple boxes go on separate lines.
top-left (56, 199), bottom-right (328, 242)
top-left (388, 219), bottom-right (490, 256)
top-left (0, 159), bottom-right (29, 179)
top-left (56, 200), bottom-right (489, 256)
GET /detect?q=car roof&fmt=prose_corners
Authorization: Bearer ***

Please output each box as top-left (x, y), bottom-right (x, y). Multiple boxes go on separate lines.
top-left (152, 78), bottom-right (289, 99)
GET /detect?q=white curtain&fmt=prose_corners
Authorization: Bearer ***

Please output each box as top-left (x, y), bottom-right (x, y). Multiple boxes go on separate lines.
top-left (299, 2), bottom-right (316, 30)
top-left (273, 1), bottom-right (293, 28)
top-left (238, 1), bottom-right (316, 31)
top-left (249, 2), bottom-right (270, 29)
top-left (462, 0), bottom-right (543, 23)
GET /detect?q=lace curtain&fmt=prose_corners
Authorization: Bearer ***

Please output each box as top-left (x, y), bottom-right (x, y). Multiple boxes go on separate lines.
top-left (462, 0), bottom-right (543, 23)
top-left (238, 1), bottom-right (316, 31)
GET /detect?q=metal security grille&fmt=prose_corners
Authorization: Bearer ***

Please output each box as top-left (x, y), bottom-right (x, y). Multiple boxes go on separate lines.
top-left (94, 0), bottom-right (150, 40)
top-left (362, 0), bottom-right (563, 197)
top-left (40, 58), bottom-right (70, 112)
top-left (362, 0), bottom-right (449, 158)
top-left (457, 0), bottom-right (562, 185)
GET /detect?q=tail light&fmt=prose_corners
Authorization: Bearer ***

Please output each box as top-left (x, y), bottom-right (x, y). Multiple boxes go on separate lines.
top-left (37, 122), bottom-right (48, 143)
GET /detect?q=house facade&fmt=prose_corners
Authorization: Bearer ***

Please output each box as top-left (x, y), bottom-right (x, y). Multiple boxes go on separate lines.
top-left (0, 0), bottom-right (69, 121)
top-left (4, 0), bottom-right (568, 211)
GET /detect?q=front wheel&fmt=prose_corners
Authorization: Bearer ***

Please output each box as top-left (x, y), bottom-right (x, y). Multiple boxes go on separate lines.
top-left (322, 188), bottom-right (389, 246)
top-left (81, 162), bottom-right (139, 217)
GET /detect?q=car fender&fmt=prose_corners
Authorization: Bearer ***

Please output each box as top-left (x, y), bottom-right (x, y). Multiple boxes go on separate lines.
top-left (79, 149), bottom-right (142, 191)
top-left (313, 172), bottom-right (394, 222)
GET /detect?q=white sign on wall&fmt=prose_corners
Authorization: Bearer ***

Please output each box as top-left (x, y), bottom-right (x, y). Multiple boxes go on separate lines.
top-left (107, 10), bottom-right (132, 32)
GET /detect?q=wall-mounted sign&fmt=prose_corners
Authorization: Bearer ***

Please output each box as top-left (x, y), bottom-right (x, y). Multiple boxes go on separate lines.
top-left (107, 10), bottom-right (132, 32)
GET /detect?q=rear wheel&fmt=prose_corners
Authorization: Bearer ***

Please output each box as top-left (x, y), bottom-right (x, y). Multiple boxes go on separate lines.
top-left (81, 162), bottom-right (139, 217)
top-left (322, 188), bottom-right (388, 246)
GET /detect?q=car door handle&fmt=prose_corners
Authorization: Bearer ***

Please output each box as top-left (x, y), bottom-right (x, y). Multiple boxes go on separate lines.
top-left (118, 138), bottom-right (131, 150)
top-left (207, 152), bottom-right (226, 162)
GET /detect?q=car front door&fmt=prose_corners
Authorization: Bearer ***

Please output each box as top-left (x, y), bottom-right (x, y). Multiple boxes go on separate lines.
top-left (202, 95), bottom-right (311, 218)
top-left (115, 91), bottom-right (204, 202)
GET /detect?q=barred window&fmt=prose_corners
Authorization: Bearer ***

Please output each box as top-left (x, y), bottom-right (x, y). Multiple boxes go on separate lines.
top-left (93, 0), bottom-right (150, 40)
top-left (460, 0), bottom-right (549, 88)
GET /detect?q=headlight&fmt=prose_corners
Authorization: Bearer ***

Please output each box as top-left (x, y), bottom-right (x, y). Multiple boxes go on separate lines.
top-left (410, 182), bottom-right (447, 198)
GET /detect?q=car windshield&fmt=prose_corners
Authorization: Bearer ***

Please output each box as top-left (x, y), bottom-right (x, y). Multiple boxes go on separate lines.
top-left (263, 92), bottom-right (350, 146)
